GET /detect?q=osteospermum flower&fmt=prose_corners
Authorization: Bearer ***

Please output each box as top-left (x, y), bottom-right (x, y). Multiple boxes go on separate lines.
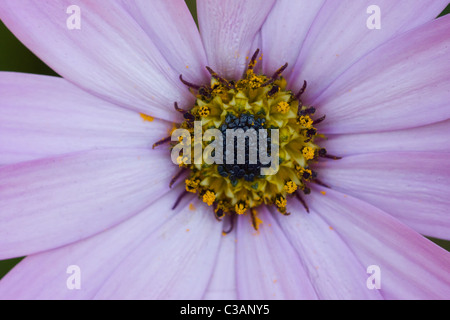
top-left (1, 0), bottom-right (450, 300)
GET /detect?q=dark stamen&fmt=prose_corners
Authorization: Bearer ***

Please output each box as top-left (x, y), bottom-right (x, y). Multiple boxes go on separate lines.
top-left (223, 214), bottom-right (235, 234)
top-left (179, 74), bottom-right (201, 90)
top-left (298, 106), bottom-right (316, 116)
top-left (169, 168), bottom-right (186, 188)
top-left (174, 102), bottom-right (195, 122)
top-left (172, 190), bottom-right (189, 210)
top-left (206, 66), bottom-right (234, 89)
top-left (313, 115), bottom-right (326, 125)
top-left (267, 85), bottom-right (279, 97)
top-left (214, 206), bottom-right (225, 222)
top-left (174, 102), bottom-right (187, 113)
top-left (295, 191), bottom-right (310, 213)
top-left (261, 63), bottom-right (289, 87)
top-left (247, 49), bottom-right (260, 72)
top-left (295, 80), bottom-right (308, 101)
top-left (250, 209), bottom-right (259, 230)
top-left (152, 136), bottom-right (171, 149)
top-left (319, 148), bottom-right (342, 160)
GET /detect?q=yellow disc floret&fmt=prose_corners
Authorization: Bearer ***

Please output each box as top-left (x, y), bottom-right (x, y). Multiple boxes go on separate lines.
top-left (302, 146), bottom-right (316, 161)
top-left (284, 181), bottom-right (298, 194)
top-left (203, 191), bottom-right (216, 206)
top-left (173, 51), bottom-right (324, 221)
top-left (276, 101), bottom-right (290, 114)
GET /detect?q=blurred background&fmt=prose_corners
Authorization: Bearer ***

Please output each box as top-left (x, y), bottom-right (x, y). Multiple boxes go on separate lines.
top-left (0, 1), bottom-right (449, 280)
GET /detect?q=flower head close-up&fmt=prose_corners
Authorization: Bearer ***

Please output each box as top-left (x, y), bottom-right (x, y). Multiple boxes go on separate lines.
top-left (0, 0), bottom-right (450, 301)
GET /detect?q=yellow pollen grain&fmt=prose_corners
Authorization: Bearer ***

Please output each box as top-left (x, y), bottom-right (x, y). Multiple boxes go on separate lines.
top-left (189, 203), bottom-right (196, 211)
top-left (253, 215), bottom-right (263, 231)
top-left (202, 191), bottom-right (216, 206)
top-left (302, 147), bottom-right (315, 160)
top-left (275, 197), bottom-right (287, 208)
top-left (140, 113), bottom-right (154, 122)
top-left (235, 203), bottom-right (247, 215)
top-left (284, 181), bottom-right (298, 194)
top-left (276, 101), bottom-right (290, 114)
top-left (198, 106), bottom-right (210, 117)
top-left (251, 208), bottom-right (263, 231)
top-left (298, 115), bottom-right (314, 128)
top-left (321, 191), bottom-right (327, 196)
top-left (177, 155), bottom-right (189, 167)
top-left (185, 178), bottom-right (200, 193)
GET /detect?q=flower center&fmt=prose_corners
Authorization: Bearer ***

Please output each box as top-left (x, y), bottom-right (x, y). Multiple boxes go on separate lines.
top-left (154, 50), bottom-right (339, 229)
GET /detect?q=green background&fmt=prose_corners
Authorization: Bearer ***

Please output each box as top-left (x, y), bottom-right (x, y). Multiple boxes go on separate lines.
top-left (1, 1), bottom-right (449, 280)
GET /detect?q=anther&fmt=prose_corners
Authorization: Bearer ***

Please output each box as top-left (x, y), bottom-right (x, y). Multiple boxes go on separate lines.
top-left (179, 74), bottom-right (201, 90)
top-left (206, 66), bottom-right (234, 89)
top-left (174, 102), bottom-right (195, 122)
top-left (295, 80), bottom-right (308, 101)
top-left (169, 168), bottom-right (186, 188)
top-left (261, 63), bottom-right (288, 87)
top-left (247, 49), bottom-right (260, 72)
top-left (298, 106), bottom-right (316, 116)
top-left (172, 190), bottom-right (189, 210)
top-left (214, 206), bottom-right (225, 221)
top-left (295, 191), bottom-right (310, 213)
top-left (267, 85), bottom-right (280, 97)
top-left (152, 136), bottom-right (171, 149)
top-left (222, 214), bottom-right (235, 234)
top-left (174, 102), bottom-right (187, 113)
top-left (319, 148), bottom-right (342, 160)
top-left (313, 115), bottom-right (326, 125)
top-left (250, 208), bottom-right (262, 231)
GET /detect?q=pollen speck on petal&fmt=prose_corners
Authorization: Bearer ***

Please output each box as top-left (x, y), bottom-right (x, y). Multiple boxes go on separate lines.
top-left (140, 113), bottom-right (154, 122)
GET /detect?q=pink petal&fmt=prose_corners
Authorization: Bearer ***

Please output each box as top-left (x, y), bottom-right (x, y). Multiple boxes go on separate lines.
top-left (0, 189), bottom-right (191, 300)
top-left (261, 0), bottom-right (325, 77)
top-left (0, 72), bottom-right (171, 165)
top-left (313, 15), bottom-right (450, 134)
top-left (307, 187), bottom-right (450, 299)
top-left (236, 207), bottom-right (318, 300)
top-left (120, 0), bottom-right (210, 85)
top-left (289, 0), bottom-right (449, 103)
top-left (274, 206), bottom-right (382, 299)
top-left (197, 0), bottom-right (276, 80)
top-left (203, 228), bottom-right (238, 300)
top-left (93, 198), bottom-right (223, 300)
top-left (0, 148), bottom-right (176, 259)
top-left (316, 152), bottom-right (450, 240)
top-left (0, 0), bottom-right (202, 121)
top-left (320, 120), bottom-right (450, 157)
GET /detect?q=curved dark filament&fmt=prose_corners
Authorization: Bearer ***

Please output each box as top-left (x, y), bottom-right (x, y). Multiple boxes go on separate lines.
top-left (247, 49), bottom-right (260, 71)
top-left (261, 63), bottom-right (289, 87)
top-left (295, 80), bottom-right (308, 102)
top-left (170, 168), bottom-right (186, 188)
top-left (313, 115), bottom-right (326, 125)
top-left (172, 190), bottom-right (189, 210)
top-left (179, 74), bottom-right (201, 90)
top-left (222, 214), bottom-right (235, 234)
top-left (206, 66), bottom-right (234, 89)
top-left (152, 136), bottom-right (171, 149)
top-left (295, 191), bottom-right (310, 213)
